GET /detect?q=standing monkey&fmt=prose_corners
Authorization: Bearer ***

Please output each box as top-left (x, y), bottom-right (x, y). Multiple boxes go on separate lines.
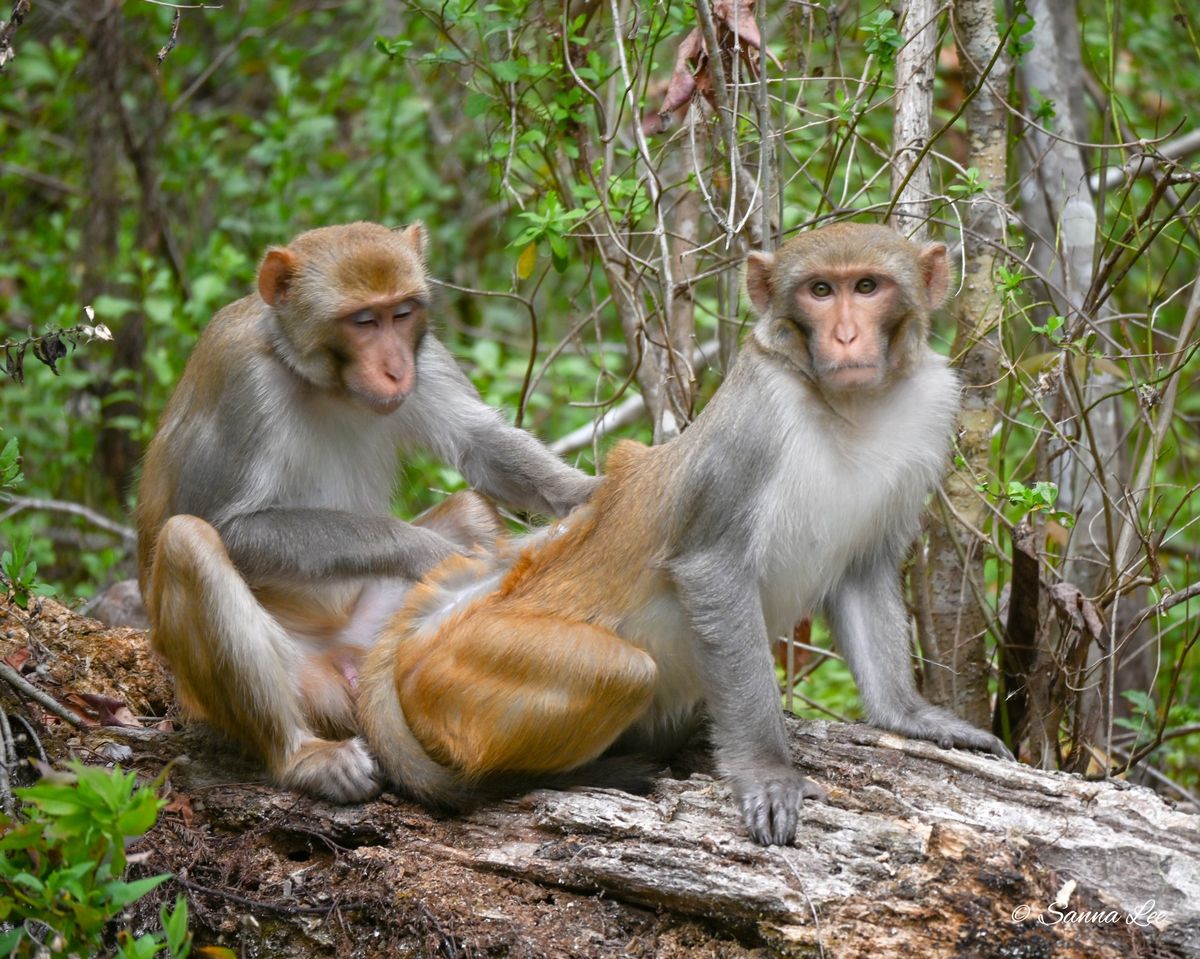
top-left (358, 222), bottom-right (1010, 845)
top-left (136, 222), bottom-right (598, 802)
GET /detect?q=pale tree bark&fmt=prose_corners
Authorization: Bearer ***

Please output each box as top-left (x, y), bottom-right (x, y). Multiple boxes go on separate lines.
top-left (889, 0), bottom-right (940, 239)
top-left (1018, 0), bottom-right (1125, 764)
top-left (923, 0), bottom-right (1010, 727)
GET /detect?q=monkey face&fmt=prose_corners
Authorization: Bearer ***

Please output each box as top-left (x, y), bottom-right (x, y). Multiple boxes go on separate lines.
top-left (744, 223), bottom-right (951, 393)
top-left (256, 222), bottom-right (433, 412)
top-left (787, 269), bottom-right (901, 390)
top-left (333, 298), bottom-right (429, 413)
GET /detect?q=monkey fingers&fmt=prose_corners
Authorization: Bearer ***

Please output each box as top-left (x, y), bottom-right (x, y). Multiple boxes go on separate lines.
top-left (395, 611), bottom-right (657, 778)
top-left (737, 771), bottom-right (827, 847)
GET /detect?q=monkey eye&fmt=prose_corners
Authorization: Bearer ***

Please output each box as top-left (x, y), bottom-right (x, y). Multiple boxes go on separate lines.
top-left (348, 309), bottom-right (378, 327)
top-left (810, 281), bottom-right (833, 298)
top-left (855, 278), bottom-right (877, 294)
top-left (393, 300), bottom-right (416, 319)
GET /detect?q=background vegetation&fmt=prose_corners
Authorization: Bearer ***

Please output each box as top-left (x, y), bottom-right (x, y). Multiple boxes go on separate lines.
top-left (0, 0), bottom-right (1197, 805)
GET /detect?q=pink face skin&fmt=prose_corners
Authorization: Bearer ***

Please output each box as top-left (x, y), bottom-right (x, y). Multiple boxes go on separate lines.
top-left (338, 297), bottom-right (427, 413)
top-left (792, 267), bottom-right (901, 390)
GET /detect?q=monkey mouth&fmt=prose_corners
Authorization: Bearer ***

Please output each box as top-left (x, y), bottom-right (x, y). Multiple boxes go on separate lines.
top-left (354, 390), bottom-right (408, 414)
top-left (818, 362), bottom-right (885, 389)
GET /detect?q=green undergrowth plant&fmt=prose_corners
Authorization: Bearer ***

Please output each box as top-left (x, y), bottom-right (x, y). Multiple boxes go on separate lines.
top-left (0, 762), bottom-right (196, 959)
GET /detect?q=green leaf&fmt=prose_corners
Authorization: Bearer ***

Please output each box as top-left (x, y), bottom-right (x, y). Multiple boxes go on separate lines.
top-left (464, 91), bottom-right (492, 117)
top-left (492, 59), bottom-right (521, 83)
top-left (163, 895), bottom-right (192, 957)
top-left (104, 873), bottom-right (171, 911)
top-left (0, 927), bottom-right (25, 956)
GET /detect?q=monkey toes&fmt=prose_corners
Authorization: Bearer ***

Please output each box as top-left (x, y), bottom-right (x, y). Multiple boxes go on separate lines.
top-left (899, 709), bottom-right (1015, 761)
top-left (738, 772), bottom-right (827, 846)
top-left (279, 736), bottom-right (382, 803)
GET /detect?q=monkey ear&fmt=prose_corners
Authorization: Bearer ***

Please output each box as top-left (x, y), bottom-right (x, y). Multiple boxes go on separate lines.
top-left (919, 243), bottom-right (950, 310)
top-left (744, 251), bottom-right (776, 315)
top-left (258, 248), bottom-right (298, 308)
top-left (396, 222), bottom-right (427, 260)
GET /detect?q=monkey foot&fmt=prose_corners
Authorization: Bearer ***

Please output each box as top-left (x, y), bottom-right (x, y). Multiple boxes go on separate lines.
top-left (279, 736), bottom-right (382, 803)
top-left (738, 771), bottom-right (827, 847)
top-left (890, 709), bottom-right (1015, 761)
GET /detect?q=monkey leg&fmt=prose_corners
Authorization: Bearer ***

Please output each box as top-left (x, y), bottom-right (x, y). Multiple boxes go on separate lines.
top-left (147, 515), bottom-right (380, 802)
top-left (395, 610), bottom-right (658, 780)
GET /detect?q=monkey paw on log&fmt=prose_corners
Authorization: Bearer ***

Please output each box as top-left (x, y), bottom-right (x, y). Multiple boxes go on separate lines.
top-left (136, 222), bottom-right (600, 803)
top-left (358, 222), bottom-right (1012, 846)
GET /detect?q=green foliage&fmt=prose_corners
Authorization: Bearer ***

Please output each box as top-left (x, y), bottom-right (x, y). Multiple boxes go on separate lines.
top-left (0, 763), bottom-right (189, 958)
top-left (0, 438), bottom-right (22, 492)
top-left (0, 534), bottom-right (57, 611)
top-left (976, 479), bottom-right (1076, 529)
top-left (1007, 4), bottom-right (1036, 60)
top-left (511, 192), bottom-right (590, 274)
top-left (0, 435), bottom-right (55, 611)
top-left (862, 10), bottom-right (903, 66)
top-left (1027, 313), bottom-right (1065, 344)
top-left (947, 167), bottom-right (987, 200)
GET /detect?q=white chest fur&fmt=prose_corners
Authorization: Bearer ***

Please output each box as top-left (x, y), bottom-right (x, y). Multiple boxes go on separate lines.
top-left (756, 356), bottom-right (958, 637)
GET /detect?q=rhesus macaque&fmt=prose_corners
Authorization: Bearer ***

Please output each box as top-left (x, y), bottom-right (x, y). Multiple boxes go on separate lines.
top-left (136, 222), bottom-right (598, 803)
top-left (358, 222), bottom-right (1010, 845)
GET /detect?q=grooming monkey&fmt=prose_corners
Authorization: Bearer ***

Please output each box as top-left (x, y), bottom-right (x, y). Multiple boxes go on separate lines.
top-left (136, 222), bottom-right (598, 802)
top-left (358, 222), bottom-right (1011, 845)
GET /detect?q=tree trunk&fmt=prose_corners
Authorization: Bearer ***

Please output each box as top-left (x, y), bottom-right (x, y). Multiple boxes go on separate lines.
top-left (889, 0), bottom-right (940, 239)
top-left (923, 0), bottom-right (1011, 727)
top-left (1019, 0), bottom-right (1127, 765)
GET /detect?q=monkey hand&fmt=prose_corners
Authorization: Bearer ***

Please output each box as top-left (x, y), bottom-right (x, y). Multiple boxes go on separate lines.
top-left (735, 768), bottom-right (827, 846)
top-left (278, 736), bottom-right (382, 803)
top-left (888, 705), bottom-right (1015, 760)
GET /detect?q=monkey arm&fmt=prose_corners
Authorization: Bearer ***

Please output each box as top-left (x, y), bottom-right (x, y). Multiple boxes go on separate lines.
top-left (218, 508), bottom-right (458, 584)
top-left (670, 551), bottom-right (824, 845)
top-left (398, 338), bottom-right (600, 518)
top-left (827, 558), bottom-right (1013, 759)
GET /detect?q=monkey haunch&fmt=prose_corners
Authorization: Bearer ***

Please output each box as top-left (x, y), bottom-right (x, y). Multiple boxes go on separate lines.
top-left (359, 223), bottom-right (1012, 845)
top-left (136, 222), bottom-right (598, 803)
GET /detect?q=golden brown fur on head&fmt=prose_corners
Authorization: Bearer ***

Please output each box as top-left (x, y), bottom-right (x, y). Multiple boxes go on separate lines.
top-left (282, 222), bottom-right (429, 319)
top-left (256, 222), bottom-right (430, 398)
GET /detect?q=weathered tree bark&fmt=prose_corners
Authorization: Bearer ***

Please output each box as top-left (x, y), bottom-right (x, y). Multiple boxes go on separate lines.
top-left (2, 600), bottom-right (1196, 958)
top-left (889, 0), bottom-right (940, 239)
top-left (1019, 0), bottom-right (1127, 766)
top-left (923, 0), bottom-right (1010, 728)
top-left (81, 2), bottom-right (140, 506)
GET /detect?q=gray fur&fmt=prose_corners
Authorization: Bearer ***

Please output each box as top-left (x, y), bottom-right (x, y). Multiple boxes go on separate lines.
top-left (161, 317), bottom-right (595, 587)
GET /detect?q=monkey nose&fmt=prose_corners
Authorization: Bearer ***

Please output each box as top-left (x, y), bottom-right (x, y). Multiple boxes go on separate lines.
top-left (833, 325), bottom-right (858, 345)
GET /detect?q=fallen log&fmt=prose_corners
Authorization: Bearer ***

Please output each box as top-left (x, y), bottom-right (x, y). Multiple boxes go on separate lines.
top-left (1, 599), bottom-right (1196, 957)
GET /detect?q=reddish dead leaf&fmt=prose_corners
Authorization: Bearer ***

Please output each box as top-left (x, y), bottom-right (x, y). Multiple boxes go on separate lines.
top-left (152, 718), bottom-right (176, 733)
top-left (646, 29), bottom-right (704, 133)
top-left (642, 0), bottom-right (767, 134)
top-left (2, 647), bottom-right (31, 671)
top-left (1048, 582), bottom-right (1106, 642)
top-left (164, 791), bottom-right (195, 827)
top-left (76, 690), bottom-right (143, 727)
top-left (60, 692), bottom-right (100, 727)
top-left (713, 0), bottom-right (762, 49)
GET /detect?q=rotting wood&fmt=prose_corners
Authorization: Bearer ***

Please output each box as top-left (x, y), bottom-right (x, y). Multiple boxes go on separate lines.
top-left (2, 598), bottom-right (1196, 957)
